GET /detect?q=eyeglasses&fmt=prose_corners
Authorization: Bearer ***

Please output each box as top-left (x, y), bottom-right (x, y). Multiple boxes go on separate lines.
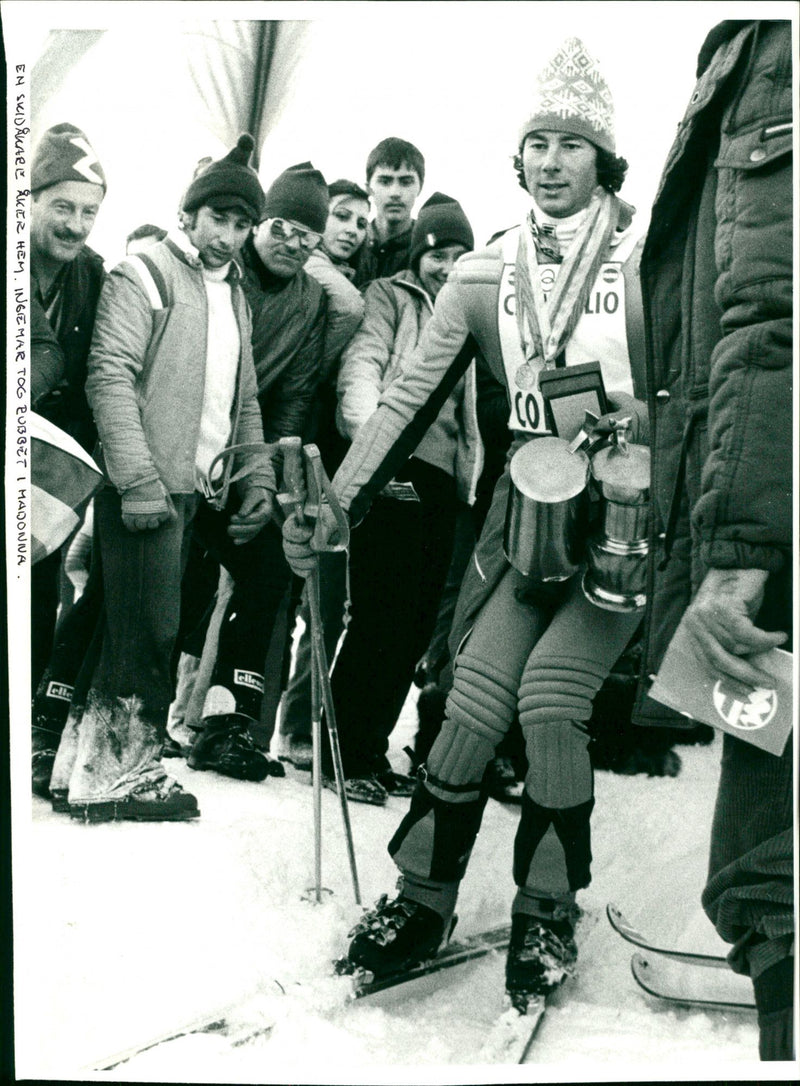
top-left (261, 217), bottom-right (322, 252)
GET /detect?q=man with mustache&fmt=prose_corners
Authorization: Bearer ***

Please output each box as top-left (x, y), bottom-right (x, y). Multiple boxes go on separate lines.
top-left (30, 123), bottom-right (107, 790)
top-left (354, 137), bottom-right (425, 288)
top-left (49, 135), bottom-right (274, 821)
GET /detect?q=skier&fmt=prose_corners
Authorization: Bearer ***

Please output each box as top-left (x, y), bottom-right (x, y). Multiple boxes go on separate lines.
top-left (283, 38), bottom-right (648, 1004)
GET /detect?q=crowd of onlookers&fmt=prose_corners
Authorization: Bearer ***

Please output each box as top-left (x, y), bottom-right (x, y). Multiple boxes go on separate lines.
top-left (31, 127), bottom-right (520, 817)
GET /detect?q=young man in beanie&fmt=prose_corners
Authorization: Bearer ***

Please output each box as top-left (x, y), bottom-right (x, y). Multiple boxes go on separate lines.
top-left (354, 136), bottom-right (425, 288)
top-left (637, 20), bottom-right (793, 1060)
top-left (181, 161), bottom-right (331, 781)
top-left (283, 39), bottom-right (649, 1001)
top-left (48, 135), bottom-right (275, 821)
top-left (29, 122), bottom-right (107, 791)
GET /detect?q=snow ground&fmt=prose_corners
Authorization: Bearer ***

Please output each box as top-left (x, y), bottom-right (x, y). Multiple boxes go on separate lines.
top-left (16, 690), bottom-right (780, 1083)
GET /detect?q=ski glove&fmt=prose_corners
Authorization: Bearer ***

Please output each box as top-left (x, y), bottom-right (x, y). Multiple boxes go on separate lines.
top-left (121, 479), bottom-right (177, 532)
top-left (281, 503), bottom-right (339, 578)
top-left (227, 486), bottom-right (274, 545)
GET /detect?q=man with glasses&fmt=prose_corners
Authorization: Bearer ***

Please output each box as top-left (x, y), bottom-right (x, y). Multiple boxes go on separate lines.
top-left (182, 162), bottom-right (331, 782)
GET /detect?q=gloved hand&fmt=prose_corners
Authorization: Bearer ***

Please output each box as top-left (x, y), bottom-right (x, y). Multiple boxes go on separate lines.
top-left (595, 390), bottom-right (650, 446)
top-left (227, 486), bottom-right (274, 545)
top-left (281, 502), bottom-right (340, 578)
top-left (121, 479), bottom-right (176, 532)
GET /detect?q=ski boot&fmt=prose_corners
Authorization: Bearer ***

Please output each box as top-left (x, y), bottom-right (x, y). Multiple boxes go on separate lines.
top-left (188, 713), bottom-right (285, 782)
top-left (505, 911), bottom-right (578, 1010)
top-left (345, 893), bottom-right (453, 977)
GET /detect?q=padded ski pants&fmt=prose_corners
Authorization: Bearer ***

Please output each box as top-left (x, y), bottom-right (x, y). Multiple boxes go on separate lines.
top-left (389, 566), bottom-right (641, 919)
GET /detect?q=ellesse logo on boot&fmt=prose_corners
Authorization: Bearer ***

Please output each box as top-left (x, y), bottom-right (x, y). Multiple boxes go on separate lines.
top-left (233, 670), bottom-right (264, 693)
top-left (712, 681), bottom-right (778, 731)
top-left (46, 682), bottom-right (74, 702)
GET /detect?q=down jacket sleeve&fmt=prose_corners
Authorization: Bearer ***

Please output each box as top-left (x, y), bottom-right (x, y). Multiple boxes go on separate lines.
top-left (333, 273), bottom-right (476, 525)
top-left (692, 25), bottom-right (793, 573)
top-left (85, 265), bottom-right (162, 492)
top-left (336, 279), bottom-right (398, 439)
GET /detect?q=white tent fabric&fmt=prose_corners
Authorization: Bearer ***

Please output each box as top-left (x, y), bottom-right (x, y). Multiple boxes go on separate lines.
top-left (11, 2), bottom-right (788, 262)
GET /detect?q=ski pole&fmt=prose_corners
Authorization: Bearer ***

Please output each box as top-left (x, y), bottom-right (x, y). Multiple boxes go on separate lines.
top-left (303, 445), bottom-right (361, 906)
top-left (278, 437), bottom-right (324, 903)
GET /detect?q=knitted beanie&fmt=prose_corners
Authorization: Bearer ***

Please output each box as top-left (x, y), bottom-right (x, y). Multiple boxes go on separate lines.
top-left (32, 122), bottom-right (107, 194)
top-left (518, 37), bottom-right (616, 154)
top-left (262, 162), bottom-right (329, 234)
top-left (410, 193), bottom-right (474, 272)
top-left (182, 134), bottom-right (264, 222)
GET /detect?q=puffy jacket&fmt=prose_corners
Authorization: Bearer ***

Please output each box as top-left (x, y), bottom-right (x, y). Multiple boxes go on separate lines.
top-left (304, 248), bottom-right (364, 375)
top-left (634, 20), bottom-right (793, 726)
top-left (240, 239), bottom-right (327, 442)
top-left (337, 269), bottom-right (482, 503)
top-left (85, 234), bottom-right (272, 498)
top-left (31, 244), bottom-right (105, 452)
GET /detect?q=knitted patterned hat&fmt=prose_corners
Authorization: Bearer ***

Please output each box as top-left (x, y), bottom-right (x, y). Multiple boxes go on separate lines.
top-left (410, 193), bottom-right (474, 273)
top-left (32, 123), bottom-right (107, 194)
top-left (262, 162), bottom-right (329, 234)
top-left (182, 134), bottom-right (264, 222)
top-left (518, 38), bottom-right (615, 154)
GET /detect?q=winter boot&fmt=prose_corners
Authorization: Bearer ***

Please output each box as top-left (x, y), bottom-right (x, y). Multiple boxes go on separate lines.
top-left (187, 714), bottom-right (284, 782)
top-left (376, 769), bottom-right (417, 798)
top-left (347, 893), bottom-right (451, 976)
top-left (32, 721), bottom-right (61, 799)
top-left (485, 756), bottom-right (524, 804)
top-left (505, 910), bottom-right (578, 1005)
top-left (323, 774), bottom-right (387, 806)
top-left (69, 777), bottom-right (200, 823)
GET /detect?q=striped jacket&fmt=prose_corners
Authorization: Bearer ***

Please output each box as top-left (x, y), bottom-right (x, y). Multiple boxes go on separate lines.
top-left (85, 233), bottom-right (272, 498)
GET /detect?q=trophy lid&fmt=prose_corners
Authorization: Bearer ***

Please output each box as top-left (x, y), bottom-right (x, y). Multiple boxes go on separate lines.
top-left (509, 437), bottom-right (589, 502)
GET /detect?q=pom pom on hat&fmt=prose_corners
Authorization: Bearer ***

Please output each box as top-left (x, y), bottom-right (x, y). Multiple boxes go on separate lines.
top-left (410, 193), bottom-right (474, 272)
top-left (518, 37), bottom-right (616, 154)
top-left (182, 134), bottom-right (264, 222)
top-left (262, 162), bottom-right (329, 235)
top-left (32, 122), bottom-right (107, 194)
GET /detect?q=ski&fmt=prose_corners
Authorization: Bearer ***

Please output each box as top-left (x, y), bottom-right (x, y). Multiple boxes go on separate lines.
top-left (631, 952), bottom-right (756, 1012)
top-left (607, 903), bottom-right (729, 969)
top-left (337, 922), bottom-right (511, 1000)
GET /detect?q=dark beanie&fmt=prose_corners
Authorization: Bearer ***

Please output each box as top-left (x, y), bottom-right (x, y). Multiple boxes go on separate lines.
top-left (182, 134), bottom-right (264, 223)
top-left (262, 162), bottom-right (329, 234)
top-left (32, 122), bottom-right (107, 194)
top-left (410, 193), bottom-right (474, 273)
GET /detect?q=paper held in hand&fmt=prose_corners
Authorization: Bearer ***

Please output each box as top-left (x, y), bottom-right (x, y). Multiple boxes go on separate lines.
top-left (649, 618), bottom-right (793, 757)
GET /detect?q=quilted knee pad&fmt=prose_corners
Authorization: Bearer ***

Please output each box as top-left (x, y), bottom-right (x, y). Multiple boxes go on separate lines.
top-left (425, 655), bottom-right (518, 798)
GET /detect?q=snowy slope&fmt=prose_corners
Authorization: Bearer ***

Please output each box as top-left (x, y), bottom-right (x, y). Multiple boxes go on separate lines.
top-left (17, 693), bottom-right (768, 1082)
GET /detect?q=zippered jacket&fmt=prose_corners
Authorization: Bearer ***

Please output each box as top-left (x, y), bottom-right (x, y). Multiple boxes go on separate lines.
top-left (634, 20), bottom-right (793, 726)
top-left (85, 235), bottom-right (273, 497)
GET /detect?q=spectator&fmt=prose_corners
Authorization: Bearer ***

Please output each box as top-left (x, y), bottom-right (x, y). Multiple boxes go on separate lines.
top-left (49, 134), bottom-right (274, 822)
top-left (182, 162), bottom-right (331, 780)
top-left (354, 137), bottom-right (424, 288)
top-left (635, 19), bottom-right (793, 1061)
top-left (29, 123), bottom-right (106, 794)
top-left (283, 37), bottom-right (648, 1005)
top-left (320, 193), bottom-right (479, 805)
top-left (278, 178), bottom-right (371, 769)
top-left (125, 223), bottom-right (167, 254)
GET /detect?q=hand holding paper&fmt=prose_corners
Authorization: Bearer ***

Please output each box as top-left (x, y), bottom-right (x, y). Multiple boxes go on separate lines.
top-left (682, 568), bottom-right (787, 689)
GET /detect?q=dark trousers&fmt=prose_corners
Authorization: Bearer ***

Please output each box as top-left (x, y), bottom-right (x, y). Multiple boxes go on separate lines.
top-left (31, 549), bottom-right (62, 697)
top-left (322, 459), bottom-right (458, 778)
top-left (188, 502), bottom-right (292, 721)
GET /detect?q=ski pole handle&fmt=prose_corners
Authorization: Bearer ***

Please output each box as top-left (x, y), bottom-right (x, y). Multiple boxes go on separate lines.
top-left (278, 436), bottom-right (306, 525)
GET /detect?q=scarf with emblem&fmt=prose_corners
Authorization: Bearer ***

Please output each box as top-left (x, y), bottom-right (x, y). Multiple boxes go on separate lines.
top-left (514, 188), bottom-right (621, 370)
